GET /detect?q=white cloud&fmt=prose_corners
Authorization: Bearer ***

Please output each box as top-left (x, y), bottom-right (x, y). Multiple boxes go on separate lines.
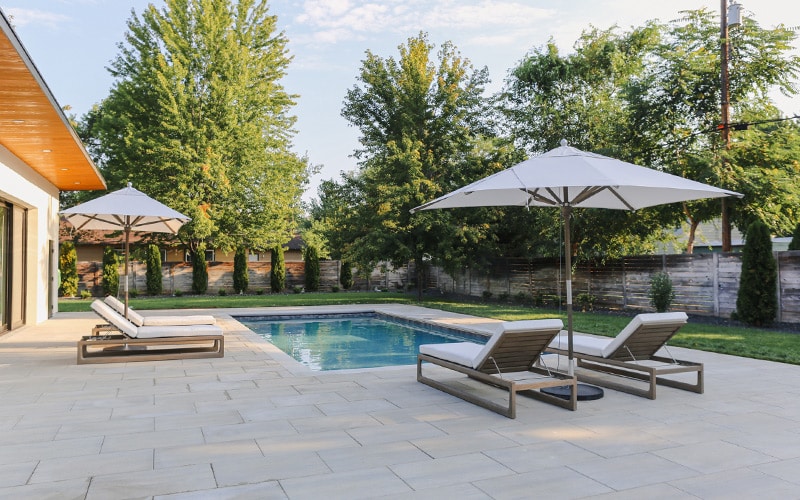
top-left (4, 8), bottom-right (71, 29)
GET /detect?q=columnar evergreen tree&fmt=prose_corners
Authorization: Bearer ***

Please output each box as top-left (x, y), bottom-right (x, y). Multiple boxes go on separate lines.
top-left (101, 246), bottom-right (120, 297)
top-left (192, 248), bottom-right (208, 294)
top-left (270, 245), bottom-right (285, 293)
top-left (340, 261), bottom-right (354, 290)
top-left (80, 0), bottom-right (309, 258)
top-left (304, 245), bottom-right (320, 292)
top-left (790, 222), bottom-right (800, 251)
top-left (59, 241), bottom-right (79, 297)
top-left (233, 247), bottom-right (248, 294)
top-left (736, 220), bottom-right (777, 326)
top-left (145, 244), bottom-right (163, 295)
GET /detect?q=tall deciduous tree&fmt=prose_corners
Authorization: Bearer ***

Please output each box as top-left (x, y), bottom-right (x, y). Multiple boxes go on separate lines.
top-left (336, 33), bottom-right (512, 293)
top-left (80, 0), bottom-right (308, 257)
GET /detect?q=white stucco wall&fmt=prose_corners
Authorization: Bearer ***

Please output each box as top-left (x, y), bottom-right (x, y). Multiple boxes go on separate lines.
top-left (0, 143), bottom-right (60, 325)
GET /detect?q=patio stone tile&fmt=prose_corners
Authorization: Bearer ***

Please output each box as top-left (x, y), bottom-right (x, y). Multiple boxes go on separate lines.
top-left (473, 466), bottom-right (612, 499)
top-left (389, 452), bottom-right (514, 490)
top-left (256, 429), bottom-right (360, 454)
top-left (0, 436), bottom-right (103, 466)
top-left (586, 482), bottom-right (699, 499)
top-left (12, 406), bottom-right (111, 428)
top-left (722, 428), bottom-right (800, 459)
top-left (318, 441), bottom-right (431, 472)
top-left (155, 481), bottom-right (287, 499)
top-left (155, 439), bottom-right (263, 468)
top-left (0, 461), bottom-right (37, 487)
top-left (569, 452), bottom-right (699, 490)
top-left (369, 405), bottom-right (463, 425)
top-left (279, 466), bottom-right (411, 499)
top-left (55, 416), bottom-right (155, 440)
top-left (346, 421), bottom-right (446, 446)
top-left (111, 400), bottom-right (198, 419)
top-left (289, 413), bottom-right (381, 433)
top-left (0, 425), bottom-right (60, 445)
top-left (202, 419), bottom-right (296, 443)
top-left (653, 440), bottom-right (776, 474)
top-left (212, 453), bottom-right (330, 487)
top-left (670, 467), bottom-right (800, 499)
top-left (754, 457), bottom-right (800, 485)
top-left (317, 398), bottom-right (399, 415)
top-left (0, 478), bottom-right (90, 499)
top-left (156, 410), bottom-right (243, 432)
top-left (484, 440), bottom-right (601, 473)
top-left (269, 391), bottom-right (348, 407)
top-left (380, 482), bottom-right (492, 499)
top-left (86, 464), bottom-right (216, 500)
top-left (239, 403), bottom-right (324, 422)
top-left (412, 429), bottom-right (517, 458)
top-left (101, 427), bottom-right (205, 453)
top-left (30, 449), bottom-right (153, 483)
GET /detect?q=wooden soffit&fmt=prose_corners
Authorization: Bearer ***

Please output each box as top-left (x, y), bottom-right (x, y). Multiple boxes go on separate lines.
top-left (0, 10), bottom-right (105, 191)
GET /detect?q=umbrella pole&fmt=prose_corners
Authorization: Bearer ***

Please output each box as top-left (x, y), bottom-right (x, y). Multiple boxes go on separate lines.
top-left (563, 204), bottom-right (574, 376)
top-left (124, 221), bottom-right (130, 319)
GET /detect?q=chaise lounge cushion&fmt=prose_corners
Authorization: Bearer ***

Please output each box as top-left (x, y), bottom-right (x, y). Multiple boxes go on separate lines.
top-left (420, 319), bottom-right (564, 369)
top-left (91, 300), bottom-right (222, 339)
top-left (548, 312), bottom-right (689, 358)
top-left (104, 296), bottom-right (216, 326)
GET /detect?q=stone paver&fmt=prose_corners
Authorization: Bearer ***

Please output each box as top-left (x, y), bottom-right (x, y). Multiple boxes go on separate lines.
top-left (1, 304), bottom-right (800, 498)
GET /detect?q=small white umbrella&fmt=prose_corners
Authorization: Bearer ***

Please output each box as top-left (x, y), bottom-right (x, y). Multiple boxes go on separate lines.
top-left (412, 139), bottom-right (742, 374)
top-left (61, 182), bottom-right (190, 317)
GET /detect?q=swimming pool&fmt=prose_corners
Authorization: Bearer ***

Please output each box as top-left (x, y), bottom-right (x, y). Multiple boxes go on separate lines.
top-left (238, 313), bottom-right (487, 371)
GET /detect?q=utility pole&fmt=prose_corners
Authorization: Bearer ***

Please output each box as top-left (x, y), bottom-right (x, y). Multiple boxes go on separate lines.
top-left (720, 0), bottom-right (732, 252)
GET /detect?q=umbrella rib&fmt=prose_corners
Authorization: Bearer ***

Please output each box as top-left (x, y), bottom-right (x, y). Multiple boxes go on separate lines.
top-left (571, 186), bottom-right (607, 205)
top-left (545, 188), bottom-right (564, 205)
top-left (522, 188), bottom-right (558, 206)
top-left (607, 187), bottom-right (636, 211)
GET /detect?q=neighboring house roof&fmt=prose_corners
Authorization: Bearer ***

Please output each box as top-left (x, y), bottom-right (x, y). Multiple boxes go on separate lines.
top-left (0, 9), bottom-right (105, 191)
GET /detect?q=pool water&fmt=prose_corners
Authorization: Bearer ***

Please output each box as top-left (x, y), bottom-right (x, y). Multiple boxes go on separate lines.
top-left (238, 314), bottom-right (486, 371)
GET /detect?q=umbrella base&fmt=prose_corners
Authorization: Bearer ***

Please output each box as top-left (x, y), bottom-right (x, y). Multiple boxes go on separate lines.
top-left (541, 383), bottom-right (604, 401)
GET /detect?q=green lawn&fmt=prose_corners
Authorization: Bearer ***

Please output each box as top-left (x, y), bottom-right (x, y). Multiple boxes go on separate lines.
top-left (59, 293), bottom-right (800, 365)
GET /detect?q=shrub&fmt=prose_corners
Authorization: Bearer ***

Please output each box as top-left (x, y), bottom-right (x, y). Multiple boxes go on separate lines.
top-left (340, 261), bottom-right (354, 290)
top-left (736, 220), bottom-right (777, 326)
top-left (256, 289), bottom-right (264, 295)
top-left (292, 285), bottom-right (303, 294)
top-left (145, 244), bottom-right (163, 295)
top-left (789, 222), bottom-right (800, 251)
top-left (129, 289), bottom-right (139, 298)
top-left (482, 290), bottom-right (493, 300)
top-left (101, 246), bottom-right (120, 297)
top-left (218, 288), bottom-right (227, 296)
top-left (576, 292), bottom-right (597, 312)
top-left (174, 289), bottom-right (183, 297)
top-left (80, 289), bottom-right (92, 299)
top-left (331, 285), bottom-right (340, 292)
top-left (192, 248), bottom-right (208, 294)
top-left (59, 241), bottom-right (79, 297)
top-left (304, 245), bottom-right (320, 292)
top-left (499, 292), bottom-right (510, 302)
top-left (648, 272), bottom-right (675, 312)
top-left (233, 247), bottom-right (248, 294)
top-left (270, 245), bottom-right (285, 293)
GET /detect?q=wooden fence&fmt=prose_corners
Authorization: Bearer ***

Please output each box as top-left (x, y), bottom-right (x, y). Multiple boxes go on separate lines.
top-left (75, 251), bottom-right (800, 323)
top-left (429, 251), bottom-right (800, 323)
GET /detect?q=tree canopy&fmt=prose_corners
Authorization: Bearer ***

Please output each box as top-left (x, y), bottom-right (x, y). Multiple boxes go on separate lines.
top-left (79, 0), bottom-right (309, 255)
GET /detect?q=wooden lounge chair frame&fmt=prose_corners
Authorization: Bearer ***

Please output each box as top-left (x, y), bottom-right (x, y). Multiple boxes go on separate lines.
top-left (417, 320), bottom-right (577, 418)
top-left (548, 312), bottom-right (703, 399)
top-left (78, 334), bottom-right (224, 364)
top-left (78, 300), bottom-right (224, 364)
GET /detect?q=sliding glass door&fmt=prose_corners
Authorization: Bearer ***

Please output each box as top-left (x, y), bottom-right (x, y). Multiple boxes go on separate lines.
top-left (0, 203), bottom-right (8, 333)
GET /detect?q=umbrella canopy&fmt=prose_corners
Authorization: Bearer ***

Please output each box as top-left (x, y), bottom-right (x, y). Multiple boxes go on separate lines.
top-left (412, 139), bottom-right (742, 374)
top-left (61, 183), bottom-right (190, 316)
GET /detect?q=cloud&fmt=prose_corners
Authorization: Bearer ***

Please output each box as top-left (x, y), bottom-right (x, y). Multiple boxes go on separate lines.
top-left (4, 8), bottom-right (71, 29)
top-left (293, 0), bottom-right (555, 45)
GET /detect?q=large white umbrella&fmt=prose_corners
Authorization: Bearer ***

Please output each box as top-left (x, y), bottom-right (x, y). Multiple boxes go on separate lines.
top-left (412, 139), bottom-right (742, 374)
top-left (61, 182), bottom-right (190, 317)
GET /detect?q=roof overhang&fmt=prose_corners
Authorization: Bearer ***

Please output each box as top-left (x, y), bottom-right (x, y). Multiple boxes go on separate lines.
top-left (0, 9), bottom-right (105, 191)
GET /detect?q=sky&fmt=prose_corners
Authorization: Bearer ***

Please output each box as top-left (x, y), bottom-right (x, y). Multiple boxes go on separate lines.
top-left (2, 0), bottom-right (799, 202)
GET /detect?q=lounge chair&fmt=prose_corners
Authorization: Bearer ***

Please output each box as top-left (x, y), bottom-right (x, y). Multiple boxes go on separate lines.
top-left (417, 319), bottom-right (577, 418)
top-left (103, 295), bottom-right (216, 327)
top-left (547, 312), bottom-right (703, 399)
top-left (77, 300), bottom-right (224, 364)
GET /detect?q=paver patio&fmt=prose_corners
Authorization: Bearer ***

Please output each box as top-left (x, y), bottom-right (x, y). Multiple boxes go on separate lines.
top-left (1, 304), bottom-right (799, 499)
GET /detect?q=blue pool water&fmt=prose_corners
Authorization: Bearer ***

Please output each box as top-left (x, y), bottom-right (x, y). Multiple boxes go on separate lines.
top-left (238, 313), bottom-right (486, 371)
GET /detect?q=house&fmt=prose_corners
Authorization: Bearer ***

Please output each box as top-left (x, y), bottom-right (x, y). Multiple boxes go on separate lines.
top-left (0, 9), bottom-right (105, 333)
top-left (657, 220), bottom-right (791, 254)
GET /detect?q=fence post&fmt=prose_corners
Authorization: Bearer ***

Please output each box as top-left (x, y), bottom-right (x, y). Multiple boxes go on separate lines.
top-left (622, 258), bottom-right (628, 308)
top-left (713, 253), bottom-right (720, 317)
top-left (775, 251), bottom-right (782, 323)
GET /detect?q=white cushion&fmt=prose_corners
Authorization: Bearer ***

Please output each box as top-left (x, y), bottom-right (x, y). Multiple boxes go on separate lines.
top-left (548, 312), bottom-right (688, 358)
top-left (141, 315), bottom-right (216, 326)
top-left (104, 296), bottom-right (146, 326)
top-left (91, 300), bottom-right (137, 338)
top-left (136, 324), bottom-right (223, 339)
top-left (421, 318), bottom-right (563, 369)
top-left (420, 342), bottom-right (483, 367)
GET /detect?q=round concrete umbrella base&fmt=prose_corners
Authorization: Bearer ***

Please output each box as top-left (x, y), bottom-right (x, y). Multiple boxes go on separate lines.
top-left (541, 383), bottom-right (604, 401)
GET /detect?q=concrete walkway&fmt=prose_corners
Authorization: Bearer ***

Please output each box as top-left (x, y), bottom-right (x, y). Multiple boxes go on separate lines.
top-left (1, 304), bottom-right (800, 499)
